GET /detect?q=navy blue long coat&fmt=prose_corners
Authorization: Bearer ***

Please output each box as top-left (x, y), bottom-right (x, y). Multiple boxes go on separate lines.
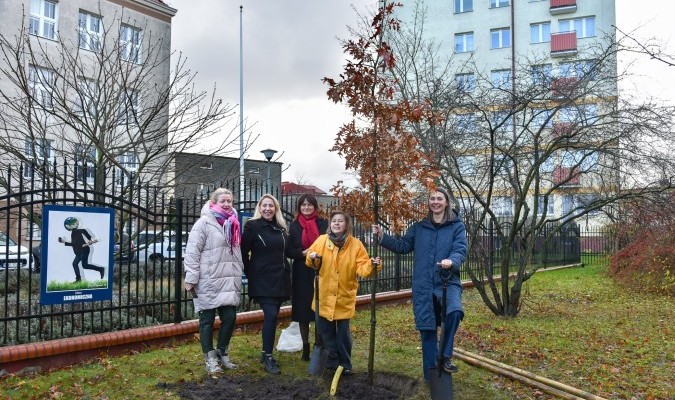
top-left (379, 214), bottom-right (467, 331)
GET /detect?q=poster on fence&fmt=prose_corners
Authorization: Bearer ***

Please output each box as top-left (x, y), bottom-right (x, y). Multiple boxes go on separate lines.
top-left (40, 205), bottom-right (114, 305)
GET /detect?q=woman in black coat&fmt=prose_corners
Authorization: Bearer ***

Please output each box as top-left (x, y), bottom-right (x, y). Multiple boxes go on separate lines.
top-left (287, 194), bottom-right (328, 361)
top-left (241, 194), bottom-right (291, 375)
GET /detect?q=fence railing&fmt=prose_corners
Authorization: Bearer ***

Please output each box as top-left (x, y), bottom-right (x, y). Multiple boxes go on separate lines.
top-left (0, 159), bottom-right (611, 346)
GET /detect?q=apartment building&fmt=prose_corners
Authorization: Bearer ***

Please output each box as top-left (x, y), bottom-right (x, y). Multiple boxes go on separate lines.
top-left (395, 0), bottom-right (617, 228)
top-left (0, 0), bottom-right (177, 190)
top-left (0, 0), bottom-right (176, 243)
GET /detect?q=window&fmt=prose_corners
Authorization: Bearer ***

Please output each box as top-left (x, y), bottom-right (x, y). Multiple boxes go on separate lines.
top-left (455, 73), bottom-right (476, 92)
top-left (530, 22), bottom-right (551, 43)
top-left (493, 154), bottom-right (513, 175)
top-left (28, 65), bottom-right (54, 109)
top-left (492, 196), bottom-right (513, 216)
top-left (562, 194), bottom-right (598, 216)
top-left (491, 111), bottom-right (513, 134)
top-left (456, 114), bottom-right (477, 133)
top-left (491, 0), bottom-right (510, 8)
top-left (559, 106), bottom-right (579, 124)
top-left (491, 28), bottom-right (511, 49)
top-left (491, 69), bottom-right (511, 90)
top-left (79, 11), bottom-right (102, 52)
top-left (536, 153), bottom-right (555, 173)
top-left (120, 24), bottom-right (142, 63)
top-left (457, 156), bottom-right (476, 176)
top-left (454, 0), bottom-right (473, 13)
top-left (118, 89), bottom-right (139, 125)
top-left (559, 16), bottom-right (595, 38)
top-left (116, 152), bottom-right (138, 187)
top-left (561, 60), bottom-right (597, 80)
top-left (532, 108), bottom-right (553, 129)
top-left (76, 78), bottom-right (98, 117)
top-left (455, 32), bottom-right (474, 53)
top-left (26, 223), bottom-right (42, 240)
top-left (29, 0), bottom-right (57, 40)
top-left (23, 139), bottom-right (53, 178)
top-left (536, 196), bottom-right (555, 215)
top-left (531, 64), bottom-right (553, 85)
top-left (561, 149), bottom-right (598, 170)
top-left (74, 145), bottom-right (96, 185)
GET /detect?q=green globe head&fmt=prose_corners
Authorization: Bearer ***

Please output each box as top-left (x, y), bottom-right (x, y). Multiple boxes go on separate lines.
top-left (64, 217), bottom-right (79, 231)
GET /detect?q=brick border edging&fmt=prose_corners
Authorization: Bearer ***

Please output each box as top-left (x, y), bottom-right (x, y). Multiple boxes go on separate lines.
top-left (0, 289), bottom-right (415, 374)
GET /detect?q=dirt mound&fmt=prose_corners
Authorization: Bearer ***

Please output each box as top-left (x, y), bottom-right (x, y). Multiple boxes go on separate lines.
top-left (174, 371), bottom-right (421, 399)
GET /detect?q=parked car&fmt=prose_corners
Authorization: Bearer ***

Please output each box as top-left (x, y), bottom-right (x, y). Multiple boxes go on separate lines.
top-left (136, 230), bottom-right (187, 263)
top-left (114, 231), bottom-right (136, 262)
top-left (0, 231), bottom-right (33, 270)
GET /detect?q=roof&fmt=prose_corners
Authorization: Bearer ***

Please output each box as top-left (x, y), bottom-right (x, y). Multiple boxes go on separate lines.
top-left (281, 182), bottom-right (327, 195)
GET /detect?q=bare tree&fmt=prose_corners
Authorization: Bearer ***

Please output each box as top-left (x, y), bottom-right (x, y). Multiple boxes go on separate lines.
top-left (389, 2), bottom-right (675, 316)
top-left (0, 7), bottom-right (241, 201)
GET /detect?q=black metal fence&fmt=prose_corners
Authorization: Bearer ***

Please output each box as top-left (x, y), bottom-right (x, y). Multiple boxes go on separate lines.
top-left (0, 159), bottom-right (610, 346)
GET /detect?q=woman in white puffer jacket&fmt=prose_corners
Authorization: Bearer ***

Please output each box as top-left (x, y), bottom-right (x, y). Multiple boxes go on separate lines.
top-left (184, 188), bottom-right (244, 374)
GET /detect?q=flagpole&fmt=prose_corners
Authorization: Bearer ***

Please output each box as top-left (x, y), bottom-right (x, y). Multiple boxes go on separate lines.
top-left (239, 5), bottom-right (245, 203)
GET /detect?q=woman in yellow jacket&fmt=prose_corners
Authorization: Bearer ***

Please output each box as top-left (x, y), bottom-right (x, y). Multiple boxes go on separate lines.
top-left (306, 211), bottom-right (381, 374)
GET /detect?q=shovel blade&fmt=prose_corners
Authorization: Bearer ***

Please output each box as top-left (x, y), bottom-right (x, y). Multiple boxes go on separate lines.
top-left (428, 367), bottom-right (453, 400)
top-left (308, 345), bottom-right (329, 376)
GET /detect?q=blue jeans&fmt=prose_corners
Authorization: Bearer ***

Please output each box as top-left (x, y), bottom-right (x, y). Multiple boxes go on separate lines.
top-left (420, 310), bottom-right (463, 380)
top-left (316, 316), bottom-right (353, 370)
top-left (258, 297), bottom-right (283, 355)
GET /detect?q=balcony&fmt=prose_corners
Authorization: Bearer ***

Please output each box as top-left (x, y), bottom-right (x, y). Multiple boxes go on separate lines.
top-left (551, 122), bottom-right (575, 138)
top-left (553, 165), bottom-right (581, 186)
top-left (551, 32), bottom-right (577, 57)
top-left (551, 77), bottom-right (579, 97)
top-left (550, 0), bottom-right (577, 15)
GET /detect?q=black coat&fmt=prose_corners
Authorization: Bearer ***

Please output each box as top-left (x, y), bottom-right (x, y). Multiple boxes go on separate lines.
top-left (241, 218), bottom-right (291, 300)
top-left (288, 217), bottom-right (328, 323)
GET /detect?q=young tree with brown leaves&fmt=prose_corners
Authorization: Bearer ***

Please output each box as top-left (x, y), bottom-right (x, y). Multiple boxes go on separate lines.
top-left (323, 2), bottom-right (439, 382)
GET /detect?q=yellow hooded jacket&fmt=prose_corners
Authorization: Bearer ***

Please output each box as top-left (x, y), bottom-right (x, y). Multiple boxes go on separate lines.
top-left (305, 234), bottom-right (380, 321)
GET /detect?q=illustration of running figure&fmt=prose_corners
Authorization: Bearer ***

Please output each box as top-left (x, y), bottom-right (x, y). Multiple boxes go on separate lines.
top-left (58, 217), bottom-right (105, 282)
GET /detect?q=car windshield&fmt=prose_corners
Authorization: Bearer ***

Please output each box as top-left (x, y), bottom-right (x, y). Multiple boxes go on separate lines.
top-left (0, 232), bottom-right (17, 246)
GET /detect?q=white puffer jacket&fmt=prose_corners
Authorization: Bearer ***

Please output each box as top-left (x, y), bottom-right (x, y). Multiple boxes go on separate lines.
top-left (184, 202), bottom-right (244, 312)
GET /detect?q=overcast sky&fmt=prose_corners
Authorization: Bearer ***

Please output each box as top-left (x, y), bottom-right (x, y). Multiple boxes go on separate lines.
top-left (169, 0), bottom-right (675, 193)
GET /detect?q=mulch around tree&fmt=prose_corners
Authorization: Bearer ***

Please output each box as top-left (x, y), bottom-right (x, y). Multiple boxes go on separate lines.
top-left (172, 371), bottom-right (421, 400)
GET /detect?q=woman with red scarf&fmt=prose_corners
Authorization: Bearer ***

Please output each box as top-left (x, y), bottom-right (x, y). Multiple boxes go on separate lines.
top-left (287, 194), bottom-right (328, 361)
top-left (184, 188), bottom-right (244, 374)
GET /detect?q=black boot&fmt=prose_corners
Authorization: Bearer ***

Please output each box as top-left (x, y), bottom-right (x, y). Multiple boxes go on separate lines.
top-left (301, 343), bottom-right (310, 361)
top-left (263, 355), bottom-right (281, 375)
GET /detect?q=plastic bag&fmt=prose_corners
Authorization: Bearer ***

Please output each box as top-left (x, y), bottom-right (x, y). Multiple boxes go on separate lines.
top-left (276, 321), bottom-right (303, 352)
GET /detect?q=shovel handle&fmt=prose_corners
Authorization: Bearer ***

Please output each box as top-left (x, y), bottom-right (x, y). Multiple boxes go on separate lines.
top-left (311, 255), bottom-right (322, 270)
top-left (330, 366), bottom-right (344, 395)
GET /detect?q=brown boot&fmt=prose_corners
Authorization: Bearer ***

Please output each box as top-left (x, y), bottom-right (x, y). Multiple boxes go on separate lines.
top-left (301, 343), bottom-right (310, 361)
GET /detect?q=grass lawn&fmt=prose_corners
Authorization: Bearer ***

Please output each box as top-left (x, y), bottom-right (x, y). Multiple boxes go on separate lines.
top-left (1, 262), bottom-right (672, 399)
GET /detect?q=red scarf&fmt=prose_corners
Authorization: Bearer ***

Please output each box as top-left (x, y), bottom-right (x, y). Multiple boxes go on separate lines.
top-left (298, 211), bottom-right (320, 249)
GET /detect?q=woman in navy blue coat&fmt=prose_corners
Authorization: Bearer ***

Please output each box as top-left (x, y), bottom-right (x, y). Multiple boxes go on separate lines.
top-left (372, 188), bottom-right (467, 381)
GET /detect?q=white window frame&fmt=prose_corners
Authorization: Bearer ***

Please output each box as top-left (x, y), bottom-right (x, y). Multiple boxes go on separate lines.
top-left (120, 24), bottom-right (142, 63)
top-left (455, 73), bottom-right (476, 92)
top-left (490, 0), bottom-right (510, 8)
top-left (29, 0), bottom-right (58, 40)
top-left (530, 22), bottom-right (551, 43)
top-left (491, 28), bottom-right (511, 49)
top-left (28, 65), bottom-right (55, 110)
top-left (536, 196), bottom-right (555, 216)
top-left (455, 32), bottom-right (474, 53)
top-left (79, 11), bottom-right (103, 52)
top-left (532, 108), bottom-right (553, 130)
top-left (456, 113), bottom-right (477, 133)
top-left (457, 156), bottom-right (477, 176)
top-left (454, 0), bottom-right (473, 13)
top-left (76, 78), bottom-right (98, 117)
top-left (559, 16), bottom-right (595, 38)
top-left (23, 138), bottom-right (53, 179)
top-left (531, 64), bottom-right (553, 85)
top-left (492, 196), bottom-right (513, 216)
top-left (116, 152), bottom-right (139, 187)
top-left (118, 89), bottom-right (140, 125)
top-left (491, 69), bottom-right (512, 90)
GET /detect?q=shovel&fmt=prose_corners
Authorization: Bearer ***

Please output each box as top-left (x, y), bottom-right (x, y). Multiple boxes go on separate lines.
top-left (429, 271), bottom-right (454, 400)
top-left (308, 255), bottom-right (330, 376)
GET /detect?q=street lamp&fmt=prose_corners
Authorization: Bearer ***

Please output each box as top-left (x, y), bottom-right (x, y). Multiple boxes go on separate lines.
top-left (260, 148), bottom-right (277, 194)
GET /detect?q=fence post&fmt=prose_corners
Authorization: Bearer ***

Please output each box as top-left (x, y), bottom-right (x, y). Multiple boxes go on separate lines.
top-left (174, 198), bottom-right (184, 323)
top-left (394, 234), bottom-right (401, 291)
